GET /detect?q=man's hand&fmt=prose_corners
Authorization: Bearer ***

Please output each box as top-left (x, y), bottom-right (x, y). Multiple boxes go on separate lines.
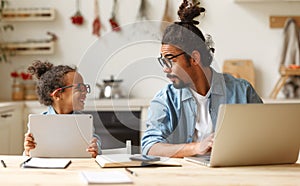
top-left (195, 133), bottom-right (214, 155)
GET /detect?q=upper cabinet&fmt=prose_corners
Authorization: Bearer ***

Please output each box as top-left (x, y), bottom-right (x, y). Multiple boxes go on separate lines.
top-left (235, 0), bottom-right (300, 2)
top-left (1, 8), bottom-right (55, 21)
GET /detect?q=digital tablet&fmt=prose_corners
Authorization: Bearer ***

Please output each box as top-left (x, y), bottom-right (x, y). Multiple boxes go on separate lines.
top-left (28, 114), bottom-right (93, 158)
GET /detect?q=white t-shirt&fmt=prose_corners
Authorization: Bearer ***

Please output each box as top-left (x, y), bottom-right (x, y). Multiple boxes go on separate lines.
top-left (191, 88), bottom-right (213, 142)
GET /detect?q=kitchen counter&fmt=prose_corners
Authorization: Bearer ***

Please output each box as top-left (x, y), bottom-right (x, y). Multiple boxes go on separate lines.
top-left (2, 97), bottom-right (300, 106)
top-left (262, 98), bottom-right (300, 103)
top-left (11, 98), bottom-right (152, 111)
top-left (84, 98), bottom-right (151, 111)
top-left (0, 101), bottom-right (24, 108)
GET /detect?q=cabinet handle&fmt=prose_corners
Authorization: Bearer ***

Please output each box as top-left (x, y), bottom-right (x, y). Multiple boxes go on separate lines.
top-left (1, 114), bottom-right (12, 118)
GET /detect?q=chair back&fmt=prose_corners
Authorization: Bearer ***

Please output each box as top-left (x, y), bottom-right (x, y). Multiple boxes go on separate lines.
top-left (223, 59), bottom-right (255, 88)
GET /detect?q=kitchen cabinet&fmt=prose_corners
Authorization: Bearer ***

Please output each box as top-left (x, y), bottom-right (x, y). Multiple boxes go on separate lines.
top-left (84, 99), bottom-right (150, 154)
top-left (0, 102), bottom-right (24, 155)
top-left (84, 111), bottom-right (141, 154)
top-left (0, 112), bottom-right (10, 154)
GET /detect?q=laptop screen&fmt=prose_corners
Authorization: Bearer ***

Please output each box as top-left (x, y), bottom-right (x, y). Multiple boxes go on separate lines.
top-left (185, 104), bottom-right (300, 167)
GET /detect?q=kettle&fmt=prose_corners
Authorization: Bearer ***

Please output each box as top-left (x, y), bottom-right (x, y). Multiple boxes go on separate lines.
top-left (96, 75), bottom-right (124, 99)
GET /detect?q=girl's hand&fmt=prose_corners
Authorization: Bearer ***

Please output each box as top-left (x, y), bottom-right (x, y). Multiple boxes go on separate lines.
top-left (24, 132), bottom-right (36, 156)
top-left (87, 137), bottom-right (98, 158)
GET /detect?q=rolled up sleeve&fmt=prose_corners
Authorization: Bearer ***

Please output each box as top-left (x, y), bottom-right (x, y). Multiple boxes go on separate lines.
top-left (141, 97), bottom-right (172, 155)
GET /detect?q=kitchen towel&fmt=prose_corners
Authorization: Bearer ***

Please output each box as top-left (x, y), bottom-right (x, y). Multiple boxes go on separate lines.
top-left (280, 18), bottom-right (300, 67)
top-left (280, 18), bottom-right (300, 98)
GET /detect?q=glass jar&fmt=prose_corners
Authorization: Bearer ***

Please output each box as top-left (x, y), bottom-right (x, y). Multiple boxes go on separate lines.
top-left (12, 78), bottom-right (24, 100)
top-left (24, 80), bottom-right (38, 100)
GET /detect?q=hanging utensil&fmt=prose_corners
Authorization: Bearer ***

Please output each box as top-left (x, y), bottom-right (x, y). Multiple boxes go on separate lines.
top-left (109, 0), bottom-right (121, 32)
top-left (138, 0), bottom-right (147, 20)
top-left (161, 0), bottom-right (173, 32)
top-left (92, 0), bottom-right (101, 37)
top-left (71, 0), bottom-right (84, 25)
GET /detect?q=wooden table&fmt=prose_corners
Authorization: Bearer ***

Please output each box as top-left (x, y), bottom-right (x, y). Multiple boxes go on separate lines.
top-left (0, 155), bottom-right (299, 186)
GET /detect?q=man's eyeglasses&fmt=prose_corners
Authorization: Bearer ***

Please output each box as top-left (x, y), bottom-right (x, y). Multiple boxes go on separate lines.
top-left (158, 52), bottom-right (185, 69)
top-left (50, 83), bottom-right (91, 96)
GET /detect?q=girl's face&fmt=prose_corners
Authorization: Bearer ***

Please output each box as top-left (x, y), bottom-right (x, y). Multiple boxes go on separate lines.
top-left (54, 72), bottom-right (88, 114)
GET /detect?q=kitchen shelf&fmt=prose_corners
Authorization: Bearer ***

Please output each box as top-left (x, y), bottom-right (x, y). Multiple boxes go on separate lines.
top-left (270, 15), bottom-right (300, 28)
top-left (1, 41), bottom-right (55, 55)
top-left (1, 8), bottom-right (55, 21)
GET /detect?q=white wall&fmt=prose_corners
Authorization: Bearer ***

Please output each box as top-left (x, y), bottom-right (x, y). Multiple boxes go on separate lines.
top-left (0, 0), bottom-right (299, 100)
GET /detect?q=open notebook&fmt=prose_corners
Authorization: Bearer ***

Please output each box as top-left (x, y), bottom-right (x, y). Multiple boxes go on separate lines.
top-left (21, 158), bottom-right (71, 169)
top-left (184, 104), bottom-right (300, 167)
top-left (96, 154), bottom-right (181, 168)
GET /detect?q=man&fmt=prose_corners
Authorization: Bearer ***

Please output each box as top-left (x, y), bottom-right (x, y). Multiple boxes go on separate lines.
top-left (141, 0), bottom-right (262, 158)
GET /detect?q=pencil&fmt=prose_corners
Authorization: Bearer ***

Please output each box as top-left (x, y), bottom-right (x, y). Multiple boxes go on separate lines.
top-left (125, 167), bottom-right (137, 176)
top-left (1, 160), bottom-right (7, 168)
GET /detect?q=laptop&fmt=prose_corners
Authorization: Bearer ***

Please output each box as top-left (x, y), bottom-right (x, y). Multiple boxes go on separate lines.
top-left (184, 103), bottom-right (300, 167)
top-left (28, 114), bottom-right (94, 158)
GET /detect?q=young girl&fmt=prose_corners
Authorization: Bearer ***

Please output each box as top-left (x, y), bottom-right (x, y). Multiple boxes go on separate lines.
top-left (24, 60), bottom-right (101, 158)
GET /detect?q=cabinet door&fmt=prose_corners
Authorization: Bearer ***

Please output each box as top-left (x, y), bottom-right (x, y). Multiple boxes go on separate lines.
top-left (0, 104), bottom-right (24, 155)
top-left (0, 114), bottom-right (10, 154)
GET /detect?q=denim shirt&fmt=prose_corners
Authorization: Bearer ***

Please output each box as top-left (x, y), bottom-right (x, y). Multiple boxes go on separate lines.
top-left (42, 106), bottom-right (102, 154)
top-left (141, 69), bottom-right (263, 155)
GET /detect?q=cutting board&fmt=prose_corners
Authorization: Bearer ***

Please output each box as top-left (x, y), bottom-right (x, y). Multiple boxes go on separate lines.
top-left (223, 59), bottom-right (255, 88)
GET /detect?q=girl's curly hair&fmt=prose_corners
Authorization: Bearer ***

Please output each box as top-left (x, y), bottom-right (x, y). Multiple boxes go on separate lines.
top-left (27, 60), bottom-right (77, 106)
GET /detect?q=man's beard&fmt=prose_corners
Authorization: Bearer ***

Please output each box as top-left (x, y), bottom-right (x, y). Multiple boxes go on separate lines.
top-left (167, 74), bottom-right (189, 89)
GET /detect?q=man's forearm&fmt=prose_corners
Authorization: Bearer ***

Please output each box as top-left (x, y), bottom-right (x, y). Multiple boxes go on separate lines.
top-left (147, 142), bottom-right (198, 158)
